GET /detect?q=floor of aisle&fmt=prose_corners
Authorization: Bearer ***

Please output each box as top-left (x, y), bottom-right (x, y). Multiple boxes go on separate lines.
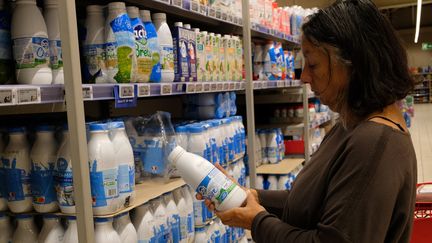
top-left (409, 103), bottom-right (432, 183)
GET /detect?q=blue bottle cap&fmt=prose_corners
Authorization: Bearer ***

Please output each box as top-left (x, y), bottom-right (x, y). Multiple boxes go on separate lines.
top-left (109, 121), bottom-right (125, 129)
top-left (43, 214), bottom-right (59, 219)
top-left (36, 125), bottom-right (55, 132)
top-left (94, 217), bottom-right (113, 223)
top-left (89, 123), bottom-right (108, 132)
top-left (8, 126), bottom-right (26, 133)
top-left (66, 216), bottom-right (77, 220)
top-left (175, 126), bottom-right (187, 133)
top-left (114, 212), bottom-right (129, 219)
top-left (15, 214), bottom-right (33, 219)
top-left (188, 125), bottom-right (204, 134)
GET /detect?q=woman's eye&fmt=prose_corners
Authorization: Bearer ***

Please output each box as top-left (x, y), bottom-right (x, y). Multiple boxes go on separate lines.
top-left (309, 64), bottom-right (316, 69)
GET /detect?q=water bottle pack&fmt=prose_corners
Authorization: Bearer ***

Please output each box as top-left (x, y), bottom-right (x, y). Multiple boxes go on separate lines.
top-left (256, 165), bottom-right (303, 191)
top-left (183, 92), bottom-right (237, 120)
top-left (255, 128), bottom-right (285, 165)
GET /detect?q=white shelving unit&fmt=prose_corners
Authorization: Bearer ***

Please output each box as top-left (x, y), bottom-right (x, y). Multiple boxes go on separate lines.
top-left (0, 0), bottom-right (304, 241)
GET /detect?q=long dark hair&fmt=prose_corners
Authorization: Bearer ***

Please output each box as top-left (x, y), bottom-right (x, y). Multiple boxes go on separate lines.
top-left (302, 0), bottom-right (413, 121)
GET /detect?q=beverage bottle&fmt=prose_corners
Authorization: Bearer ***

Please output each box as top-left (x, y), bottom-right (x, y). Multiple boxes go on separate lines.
top-left (152, 13), bottom-right (174, 82)
top-left (168, 146), bottom-right (247, 211)
top-left (139, 9), bottom-right (161, 83)
top-left (136, 203), bottom-right (158, 242)
top-left (31, 125), bottom-right (58, 213)
top-left (277, 175), bottom-right (290, 190)
top-left (0, 131), bottom-right (7, 211)
top-left (109, 121), bottom-right (135, 210)
top-left (182, 186), bottom-right (195, 242)
top-left (63, 216), bottom-right (78, 243)
top-left (0, 0), bottom-right (14, 85)
top-left (104, 2), bottom-right (135, 83)
top-left (83, 5), bottom-right (105, 83)
top-left (267, 129), bottom-right (278, 164)
top-left (3, 127), bottom-right (32, 213)
top-left (38, 215), bottom-right (65, 243)
top-left (163, 192), bottom-right (181, 243)
top-left (258, 130), bottom-right (268, 164)
top-left (194, 28), bottom-right (206, 82)
top-left (0, 212), bottom-right (12, 243)
top-left (209, 220), bottom-right (221, 243)
top-left (217, 34), bottom-right (225, 81)
top-left (55, 125), bottom-right (75, 214)
top-left (212, 33), bottom-right (220, 81)
top-left (151, 197), bottom-right (170, 242)
top-left (255, 175), bottom-right (264, 190)
top-left (12, 214), bottom-right (39, 243)
top-left (186, 125), bottom-right (207, 159)
top-left (127, 6), bottom-right (150, 83)
top-left (94, 217), bottom-right (121, 243)
top-left (190, 186), bottom-right (207, 226)
top-left (11, 0), bottom-right (52, 84)
top-left (173, 187), bottom-right (189, 243)
top-left (113, 212), bottom-right (138, 243)
top-left (268, 175), bottom-right (278, 190)
top-left (44, 0), bottom-right (63, 84)
top-left (194, 226), bottom-right (208, 243)
top-left (88, 123), bottom-right (119, 215)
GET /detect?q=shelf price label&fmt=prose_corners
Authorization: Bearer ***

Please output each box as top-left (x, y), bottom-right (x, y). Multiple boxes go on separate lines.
top-left (17, 87), bottom-right (41, 104)
top-left (257, 82), bottom-right (263, 89)
top-left (136, 84), bottom-right (150, 97)
top-left (82, 85), bottom-right (93, 100)
top-left (223, 82), bottom-right (229, 91)
top-left (241, 82), bottom-right (245, 90)
top-left (161, 84), bottom-right (172, 95)
top-left (235, 82), bottom-right (241, 90)
top-left (204, 83), bottom-right (211, 92)
top-left (262, 81), bottom-right (268, 89)
top-left (0, 88), bottom-right (16, 106)
top-left (229, 82), bottom-right (235, 90)
top-left (186, 83), bottom-right (196, 93)
top-left (253, 82), bottom-right (258, 89)
top-left (277, 81), bottom-right (284, 88)
top-left (118, 84), bottom-right (135, 99)
top-left (174, 83), bottom-right (183, 92)
top-left (210, 83), bottom-right (217, 92)
top-left (217, 83), bottom-right (223, 91)
top-left (195, 83), bottom-right (203, 92)
top-left (114, 84), bottom-right (137, 108)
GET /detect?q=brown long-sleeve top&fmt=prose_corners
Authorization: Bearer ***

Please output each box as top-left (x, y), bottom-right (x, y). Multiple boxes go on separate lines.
top-left (252, 121), bottom-right (417, 243)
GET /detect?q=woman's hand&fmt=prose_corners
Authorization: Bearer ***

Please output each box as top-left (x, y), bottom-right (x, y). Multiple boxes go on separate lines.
top-left (215, 190), bottom-right (266, 230)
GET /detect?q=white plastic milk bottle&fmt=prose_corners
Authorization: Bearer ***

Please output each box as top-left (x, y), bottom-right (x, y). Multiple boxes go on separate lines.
top-left (0, 213), bottom-right (12, 243)
top-left (63, 216), bottom-right (78, 243)
top-left (30, 125), bottom-right (58, 213)
top-left (44, 0), bottom-right (63, 84)
top-left (277, 175), bottom-right (289, 190)
top-left (127, 6), bottom-right (151, 83)
top-left (140, 9), bottom-right (162, 83)
top-left (3, 127), bottom-right (32, 213)
top-left (187, 125), bottom-right (207, 159)
top-left (0, 131), bottom-right (8, 211)
top-left (113, 212), bottom-right (138, 243)
top-left (83, 5), bottom-right (105, 83)
top-left (182, 186), bottom-right (195, 242)
top-left (94, 217), bottom-right (121, 243)
top-left (152, 13), bottom-right (174, 82)
top-left (258, 130), bottom-right (268, 164)
top-left (88, 123), bottom-right (119, 215)
top-left (173, 188), bottom-right (188, 243)
top-left (255, 175), bottom-right (264, 190)
top-left (55, 125), bottom-right (75, 214)
top-left (267, 129), bottom-right (278, 164)
top-left (163, 192), bottom-right (181, 243)
top-left (109, 121), bottom-right (135, 210)
top-left (168, 146), bottom-right (246, 211)
top-left (194, 226), bottom-right (209, 243)
top-left (268, 175), bottom-right (278, 190)
top-left (12, 214), bottom-right (39, 243)
top-left (11, 0), bottom-right (52, 84)
top-left (105, 2), bottom-right (135, 83)
top-left (0, 0), bottom-right (14, 85)
top-left (136, 203), bottom-right (158, 242)
top-left (151, 197), bottom-right (170, 242)
top-left (38, 215), bottom-right (65, 243)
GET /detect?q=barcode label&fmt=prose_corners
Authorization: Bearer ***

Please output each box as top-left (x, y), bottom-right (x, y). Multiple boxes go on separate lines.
top-left (229, 82), bottom-right (235, 90)
top-left (17, 87), bottom-right (40, 104)
top-left (161, 84), bottom-right (172, 95)
top-left (196, 83), bottom-right (203, 92)
top-left (137, 84), bottom-right (150, 97)
top-left (186, 83), bottom-right (196, 93)
top-left (82, 86), bottom-right (93, 100)
top-left (0, 88), bottom-right (15, 106)
top-left (108, 189), bottom-right (117, 197)
top-left (223, 82), bottom-right (229, 91)
top-left (118, 84), bottom-right (135, 98)
top-left (204, 83), bottom-right (211, 92)
top-left (217, 83), bottom-right (223, 91)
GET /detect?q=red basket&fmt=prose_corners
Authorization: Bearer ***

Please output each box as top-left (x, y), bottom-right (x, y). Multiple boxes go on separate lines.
top-left (411, 183), bottom-right (432, 243)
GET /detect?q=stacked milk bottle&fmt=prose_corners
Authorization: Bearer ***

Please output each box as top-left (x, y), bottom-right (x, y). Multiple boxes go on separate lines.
top-left (256, 163), bottom-right (303, 191)
top-left (183, 92), bottom-right (237, 120)
top-left (256, 128), bottom-right (285, 165)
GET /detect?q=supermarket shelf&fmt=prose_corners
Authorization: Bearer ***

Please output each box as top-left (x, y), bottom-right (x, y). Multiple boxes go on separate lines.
top-left (256, 158), bottom-right (304, 175)
top-left (251, 24), bottom-right (300, 44)
top-left (310, 112), bottom-right (332, 129)
top-left (412, 93), bottom-right (429, 97)
top-left (264, 112), bottom-right (331, 128)
top-left (253, 80), bottom-right (302, 90)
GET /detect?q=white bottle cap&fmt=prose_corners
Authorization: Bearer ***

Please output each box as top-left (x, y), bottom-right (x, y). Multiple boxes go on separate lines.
top-left (201, 31), bottom-right (208, 35)
top-left (184, 24), bottom-right (191, 29)
top-left (216, 34), bottom-right (221, 38)
top-left (44, 0), bottom-right (58, 6)
top-left (126, 6), bottom-right (139, 18)
top-left (167, 146), bottom-right (186, 165)
top-left (108, 2), bottom-right (126, 11)
top-left (192, 28), bottom-right (200, 32)
top-left (209, 32), bottom-right (215, 36)
top-left (87, 5), bottom-right (103, 13)
top-left (140, 10), bottom-right (151, 22)
top-left (174, 22), bottom-right (183, 27)
top-left (152, 13), bottom-right (166, 21)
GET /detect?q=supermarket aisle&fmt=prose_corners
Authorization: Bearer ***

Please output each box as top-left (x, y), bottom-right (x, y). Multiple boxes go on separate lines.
top-left (409, 104), bottom-right (432, 183)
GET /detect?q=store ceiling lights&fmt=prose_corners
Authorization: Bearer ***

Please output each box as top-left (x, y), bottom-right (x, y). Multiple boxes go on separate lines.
top-left (415, 0), bottom-right (422, 43)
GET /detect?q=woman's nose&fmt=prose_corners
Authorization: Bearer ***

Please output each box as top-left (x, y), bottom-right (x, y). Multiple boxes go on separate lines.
top-left (300, 67), bottom-right (311, 84)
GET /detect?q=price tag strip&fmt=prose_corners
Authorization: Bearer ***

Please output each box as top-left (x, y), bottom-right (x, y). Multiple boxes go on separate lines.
top-left (17, 87), bottom-right (41, 104)
top-left (161, 83), bottom-right (173, 95)
top-left (195, 83), bottom-right (203, 92)
top-left (223, 82), bottom-right (229, 91)
top-left (211, 83), bottom-right (217, 92)
top-left (217, 82), bottom-right (223, 91)
top-left (204, 83), bottom-right (211, 92)
top-left (82, 85), bottom-right (93, 100)
top-left (186, 83), bottom-right (196, 93)
top-left (229, 82), bottom-right (235, 90)
top-left (0, 87), bottom-right (16, 106)
top-left (257, 82), bottom-right (263, 89)
top-left (136, 84), bottom-right (150, 97)
top-left (235, 82), bottom-right (241, 90)
top-left (262, 81), bottom-right (268, 89)
top-left (241, 82), bottom-right (245, 90)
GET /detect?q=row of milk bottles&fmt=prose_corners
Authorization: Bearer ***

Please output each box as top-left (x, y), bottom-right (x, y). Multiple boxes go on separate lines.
top-left (254, 128), bottom-right (285, 166)
top-left (0, 121), bottom-right (135, 215)
top-left (183, 92), bottom-right (237, 120)
top-left (2, 0), bottom-right (64, 84)
top-left (255, 165), bottom-right (303, 190)
top-left (174, 116), bottom-right (246, 167)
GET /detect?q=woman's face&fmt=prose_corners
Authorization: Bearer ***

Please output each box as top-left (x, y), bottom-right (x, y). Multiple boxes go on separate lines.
top-left (300, 37), bottom-right (350, 111)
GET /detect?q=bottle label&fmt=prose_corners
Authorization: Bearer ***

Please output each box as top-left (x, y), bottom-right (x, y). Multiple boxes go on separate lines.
top-left (118, 164), bottom-right (131, 194)
top-left (0, 168), bottom-right (6, 199)
top-left (193, 200), bottom-right (207, 225)
top-left (196, 167), bottom-right (238, 207)
top-left (179, 215), bottom-right (188, 240)
top-left (144, 23), bottom-right (161, 82)
top-left (31, 160), bottom-right (56, 204)
top-left (187, 213), bottom-right (194, 234)
top-left (142, 138), bottom-right (165, 175)
top-left (13, 37), bottom-right (50, 69)
top-left (0, 10), bottom-right (11, 60)
top-left (90, 161), bottom-right (119, 207)
top-left (83, 43), bottom-right (105, 82)
top-left (170, 214), bottom-right (181, 242)
top-left (132, 20), bottom-right (152, 82)
top-left (49, 40), bottom-right (63, 70)
top-left (1, 152), bottom-right (31, 201)
top-left (160, 44), bottom-right (174, 72)
top-left (108, 13), bottom-right (135, 83)
top-left (55, 157), bottom-right (75, 207)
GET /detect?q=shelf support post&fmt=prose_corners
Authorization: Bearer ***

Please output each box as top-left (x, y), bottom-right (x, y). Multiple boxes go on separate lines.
top-left (303, 84), bottom-right (311, 162)
top-left (58, 0), bottom-right (95, 242)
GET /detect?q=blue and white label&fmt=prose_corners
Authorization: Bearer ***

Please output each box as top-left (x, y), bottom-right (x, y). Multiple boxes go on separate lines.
top-left (193, 199), bottom-right (207, 225)
top-left (90, 161), bottom-right (119, 207)
top-left (13, 36), bottom-right (50, 69)
top-left (83, 43), bottom-right (105, 81)
top-left (0, 168), bottom-right (6, 199)
top-left (142, 139), bottom-right (165, 175)
top-left (196, 167), bottom-right (237, 207)
top-left (187, 213), bottom-right (194, 234)
top-left (1, 153), bottom-right (31, 202)
top-left (0, 10), bottom-right (11, 60)
top-left (49, 39), bottom-right (62, 70)
top-left (170, 214), bottom-right (181, 242)
top-left (118, 164), bottom-right (132, 194)
top-left (31, 161), bottom-right (56, 204)
top-left (55, 157), bottom-right (74, 207)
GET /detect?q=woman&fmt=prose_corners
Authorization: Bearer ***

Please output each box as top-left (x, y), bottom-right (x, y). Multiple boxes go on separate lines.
top-left (199, 0), bottom-right (417, 242)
